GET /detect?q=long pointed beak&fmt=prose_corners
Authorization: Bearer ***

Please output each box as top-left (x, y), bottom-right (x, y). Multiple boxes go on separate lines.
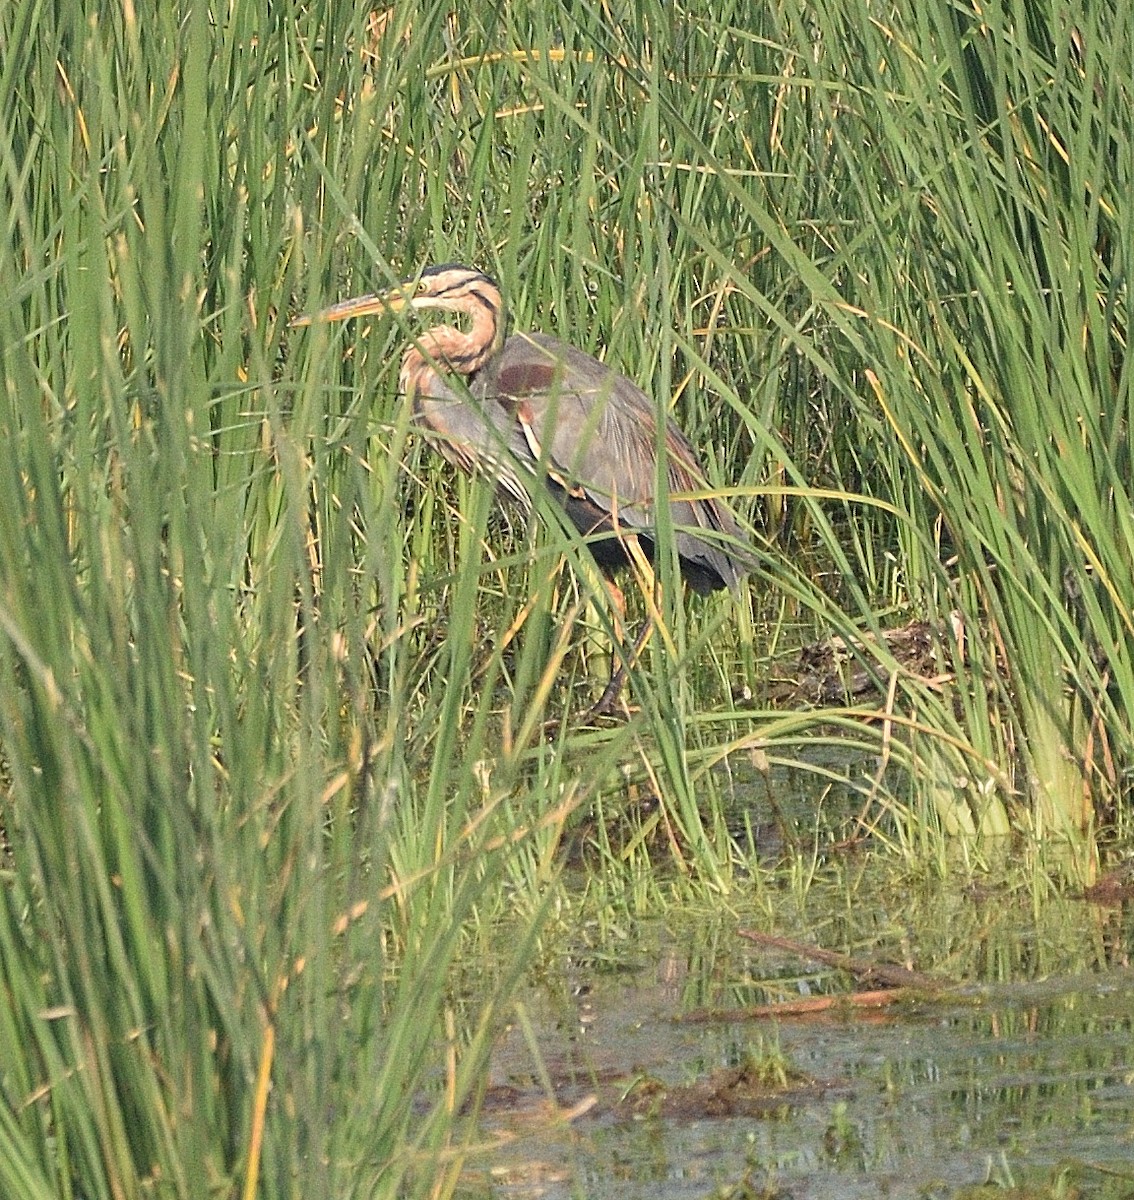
top-left (289, 288), bottom-right (409, 328)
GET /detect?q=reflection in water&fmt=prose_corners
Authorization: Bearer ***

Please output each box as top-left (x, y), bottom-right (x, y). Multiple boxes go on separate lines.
top-left (481, 899), bottom-right (1134, 1200)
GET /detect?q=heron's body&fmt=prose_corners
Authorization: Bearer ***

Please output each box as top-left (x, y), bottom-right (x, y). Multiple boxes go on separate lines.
top-left (295, 264), bottom-right (754, 595)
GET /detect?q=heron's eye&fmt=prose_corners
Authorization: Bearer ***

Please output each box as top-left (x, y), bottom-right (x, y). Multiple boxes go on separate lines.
top-left (416, 280), bottom-right (429, 294)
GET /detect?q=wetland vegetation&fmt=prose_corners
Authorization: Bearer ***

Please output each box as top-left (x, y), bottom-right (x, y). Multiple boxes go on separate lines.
top-left (0, 1), bottom-right (1130, 1197)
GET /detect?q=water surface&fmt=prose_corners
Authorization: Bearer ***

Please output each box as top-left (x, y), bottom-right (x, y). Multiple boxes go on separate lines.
top-left (479, 901), bottom-right (1134, 1199)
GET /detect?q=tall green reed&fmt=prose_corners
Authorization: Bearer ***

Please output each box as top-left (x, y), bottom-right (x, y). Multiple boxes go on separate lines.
top-left (779, 1), bottom-right (1132, 850)
top-left (0, 2), bottom-right (565, 1196)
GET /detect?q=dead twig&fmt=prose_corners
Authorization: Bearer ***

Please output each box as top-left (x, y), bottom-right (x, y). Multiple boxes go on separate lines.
top-left (737, 929), bottom-right (947, 991)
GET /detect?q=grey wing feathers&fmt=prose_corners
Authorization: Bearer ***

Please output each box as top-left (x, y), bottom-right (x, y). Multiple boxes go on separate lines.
top-left (487, 334), bottom-right (754, 590)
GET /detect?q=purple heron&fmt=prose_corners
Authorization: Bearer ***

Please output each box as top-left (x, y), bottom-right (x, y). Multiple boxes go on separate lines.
top-left (292, 263), bottom-right (755, 710)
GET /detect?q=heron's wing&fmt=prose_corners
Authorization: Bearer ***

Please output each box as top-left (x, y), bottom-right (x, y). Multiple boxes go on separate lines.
top-left (484, 333), bottom-right (755, 588)
top-left (484, 333), bottom-right (660, 513)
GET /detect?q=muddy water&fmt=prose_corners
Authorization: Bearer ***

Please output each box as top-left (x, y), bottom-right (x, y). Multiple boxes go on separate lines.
top-left (479, 909), bottom-right (1134, 1198)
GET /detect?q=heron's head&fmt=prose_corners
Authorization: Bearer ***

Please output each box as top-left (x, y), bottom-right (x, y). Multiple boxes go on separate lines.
top-left (290, 263), bottom-right (503, 331)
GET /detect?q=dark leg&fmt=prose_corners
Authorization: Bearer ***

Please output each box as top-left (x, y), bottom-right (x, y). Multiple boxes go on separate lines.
top-left (584, 615), bottom-right (655, 720)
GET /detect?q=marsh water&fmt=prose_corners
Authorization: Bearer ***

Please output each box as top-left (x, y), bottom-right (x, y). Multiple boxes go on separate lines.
top-left (477, 919), bottom-right (1133, 1198)
top-left (474, 864), bottom-right (1134, 1199)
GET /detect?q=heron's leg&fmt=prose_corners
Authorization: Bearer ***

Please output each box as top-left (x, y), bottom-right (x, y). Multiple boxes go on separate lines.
top-left (584, 534), bottom-right (660, 720)
top-left (569, 546), bottom-right (628, 692)
top-left (623, 532), bottom-right (677, 656)
top-left (602, 576), bottom-right (627, 643)
top-left (586, 615), bottom-right (655, 718)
